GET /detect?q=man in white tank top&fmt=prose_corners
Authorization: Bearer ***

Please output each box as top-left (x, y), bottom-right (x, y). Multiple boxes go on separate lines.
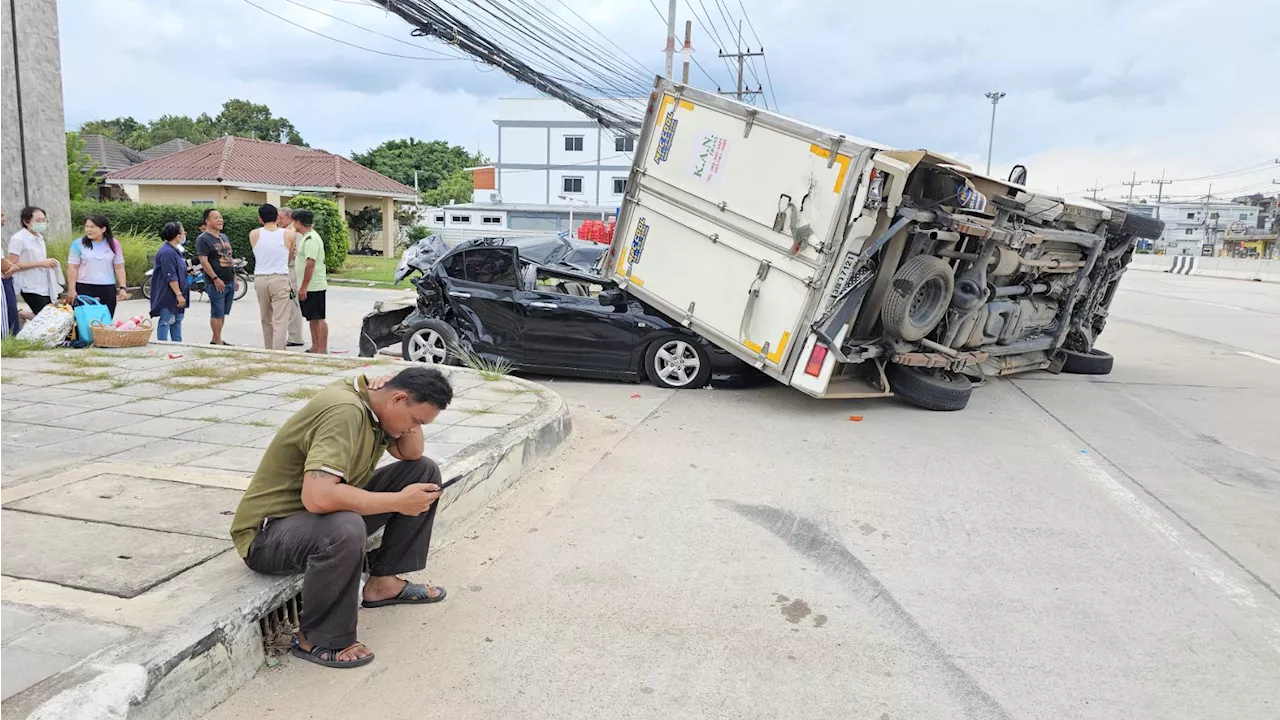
top-left (250, 204), bottom-right (297, 350)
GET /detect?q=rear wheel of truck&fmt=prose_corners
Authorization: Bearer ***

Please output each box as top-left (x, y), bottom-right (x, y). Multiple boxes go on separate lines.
top-left (886, 364), bottom-right (973, 412)
top-left (1060, 348), bottom-right (1114, 375)
top-left (881, 255), bottom-right (955, 341)
top-left (646, 338), bottom-right (712, 389)
top-left (402, 318), bottom-right (458, 365)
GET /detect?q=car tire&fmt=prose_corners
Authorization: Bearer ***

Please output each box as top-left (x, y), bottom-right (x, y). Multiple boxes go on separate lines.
top-left (881, 255), bottom-right (955, 341)
top-left (886, 364), bottom-right (973, 412)
top-left (1060, 348), bottom-right (1114, 375)
top-left (401, 318), bottom-right (459, 365)
top-left (645, 337), bottom-right (712, 389)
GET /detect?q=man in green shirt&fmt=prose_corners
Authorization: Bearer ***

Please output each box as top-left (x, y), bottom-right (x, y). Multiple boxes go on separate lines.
top-left (292, 209), bottom-right (329, 354)
top-left (230, 366), bottom-right (454, 669)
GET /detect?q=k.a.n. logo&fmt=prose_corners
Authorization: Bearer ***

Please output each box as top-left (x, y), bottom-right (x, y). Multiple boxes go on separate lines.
top-left (628, 218), bottom-right (650, 266)
top-left (653, 112), bottom-right (678, 164)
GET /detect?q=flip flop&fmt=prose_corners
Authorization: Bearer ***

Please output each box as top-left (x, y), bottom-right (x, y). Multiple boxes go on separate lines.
top-left (289, 638), bottom-right (374, 669)
top-left (362, 581), bottom-right (447, 608)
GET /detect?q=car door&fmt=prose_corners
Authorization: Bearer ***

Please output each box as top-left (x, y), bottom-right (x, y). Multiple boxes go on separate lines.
top-left (518, 268), bottom-right (637, 374)
top-left (439, 247), bottom-right (523, 363)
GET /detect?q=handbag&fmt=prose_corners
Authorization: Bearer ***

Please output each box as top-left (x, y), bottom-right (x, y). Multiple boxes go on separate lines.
top-left (73, 295), bottom-right (112, 343)
top-left (17, 303), bottom-right (75, 347)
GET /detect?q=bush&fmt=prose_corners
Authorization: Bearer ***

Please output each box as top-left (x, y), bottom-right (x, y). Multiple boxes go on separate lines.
top-left (407, 225), bottom-right (432, 242)
top-left (71, 200), bottom-right (260, 270)
top-left (285, 195), bottom-right (349, 271)
top-left (47, 231), bottom-right (161, 288)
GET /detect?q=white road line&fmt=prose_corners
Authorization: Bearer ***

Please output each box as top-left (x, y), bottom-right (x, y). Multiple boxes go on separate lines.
top-left (1187, 299), bottom-right (1249, 311)
top-left (1066, 446), bottom-right (1280, 655)
top-left (1238, 351), bottom-right (1280, 366)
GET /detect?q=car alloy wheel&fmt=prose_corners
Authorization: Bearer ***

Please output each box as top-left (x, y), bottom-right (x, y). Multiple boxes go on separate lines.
top-left (406, 328), bottom-right (448, 364)
top-left (653, 339), bottom-right (701, 388)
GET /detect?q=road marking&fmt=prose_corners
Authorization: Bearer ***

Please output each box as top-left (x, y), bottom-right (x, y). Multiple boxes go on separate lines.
top-left (1238, 351), bottom-right (1280, 366)
top-left (1066, 447), bottom-right (1280, 655)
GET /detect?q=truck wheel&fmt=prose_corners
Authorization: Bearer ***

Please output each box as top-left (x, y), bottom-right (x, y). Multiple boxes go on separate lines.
top-left (886, 364), bottom-right (972, 411)
top-left (1103, 204), bottom-right (1165, 240)
top-left (402, 318), bottom-right (459, 365)
top-left (1060, 348), bottom-right (1113, 375)
top-left (646, 338), bottom-right (712, 389)
top-left (881, 255), bottom-right (954, 341)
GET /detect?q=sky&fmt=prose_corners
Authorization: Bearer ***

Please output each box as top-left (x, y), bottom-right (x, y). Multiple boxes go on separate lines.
top-left (58, 0), bottom-right (1280, 204)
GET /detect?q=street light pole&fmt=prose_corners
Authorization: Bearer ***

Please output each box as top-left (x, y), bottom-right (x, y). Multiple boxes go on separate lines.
top-left (984, 91), bottom-right (1006, 176)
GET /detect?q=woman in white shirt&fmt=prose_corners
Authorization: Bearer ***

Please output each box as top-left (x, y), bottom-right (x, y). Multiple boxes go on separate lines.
top-left (67, 214), bottom-right (128, 318)
top-left (6, 206), bottom-right (58, 314)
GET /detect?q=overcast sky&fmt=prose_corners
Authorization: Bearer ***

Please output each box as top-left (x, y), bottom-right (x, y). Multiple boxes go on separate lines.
top-left (59, 0), bottom-right (1279, 203)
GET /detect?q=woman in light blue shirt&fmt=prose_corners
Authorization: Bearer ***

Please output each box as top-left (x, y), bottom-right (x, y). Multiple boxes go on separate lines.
top-left (66, 214), bottom-right (128, 318)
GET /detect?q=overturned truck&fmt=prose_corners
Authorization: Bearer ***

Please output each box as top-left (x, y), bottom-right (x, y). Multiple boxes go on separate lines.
top-left (604, 79), bottom-right (1165, 410)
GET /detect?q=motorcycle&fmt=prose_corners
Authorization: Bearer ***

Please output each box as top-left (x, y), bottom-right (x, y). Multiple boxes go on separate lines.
top-left (142, 247), bottom-right (250, 301)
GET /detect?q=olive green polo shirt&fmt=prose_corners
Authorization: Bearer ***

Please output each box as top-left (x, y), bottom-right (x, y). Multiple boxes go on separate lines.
top-left (230, 375), bottom-right (390, 557)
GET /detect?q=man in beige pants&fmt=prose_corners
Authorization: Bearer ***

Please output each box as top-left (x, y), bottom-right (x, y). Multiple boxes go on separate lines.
top-left (277, 207), bottom-right (305, 347)
top-left (250, 204), bottom-right (296, 350)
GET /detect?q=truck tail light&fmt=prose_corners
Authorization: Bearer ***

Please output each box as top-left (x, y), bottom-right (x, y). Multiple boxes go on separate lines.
top-left (804, 344), bottom-right (829, 377)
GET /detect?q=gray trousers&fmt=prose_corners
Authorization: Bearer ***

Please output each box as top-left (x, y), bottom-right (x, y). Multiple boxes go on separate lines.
top-left (244, 458), bottom-right (441, 648)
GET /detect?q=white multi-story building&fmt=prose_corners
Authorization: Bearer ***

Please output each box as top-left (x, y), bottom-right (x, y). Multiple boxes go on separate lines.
top-left (1130, 201), bottom-right (1259, 255)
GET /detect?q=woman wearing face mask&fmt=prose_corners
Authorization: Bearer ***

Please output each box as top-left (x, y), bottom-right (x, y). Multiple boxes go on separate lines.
top-left (149, 222), bottom-right (189, 341)
top-left (66, 214), bottom-right (128, 318)
top-left (6, 206), bottom-right (59, 315)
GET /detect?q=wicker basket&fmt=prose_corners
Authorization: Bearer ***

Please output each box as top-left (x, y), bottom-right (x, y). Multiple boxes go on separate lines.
top-left (90, 319), bottom-right (154, 348)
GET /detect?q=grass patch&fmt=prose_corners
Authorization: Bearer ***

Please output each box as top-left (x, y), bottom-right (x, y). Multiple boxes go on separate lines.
top-left (45, 367), bottom-right (109, 380)
top-left (237, 419), bottom-right (275, 428)
top-left (453, 345), bottom-right (513, 381)
top-left (330, 255), bottom-right (398, 286)
top-left (1, 375), bottom-right (12, 383)
top-left (169, 364), bottom-right (226, 379)
top-left (0, 336), bottom-right (48, 358)
top-left (282, 386), bottom-right (321, 401)
top-left (194, 416), bottom-right (225, 424)
top-left (60, 354), bottom-right (115, 369)
top-left (108, 373), bottom-right (139, 389)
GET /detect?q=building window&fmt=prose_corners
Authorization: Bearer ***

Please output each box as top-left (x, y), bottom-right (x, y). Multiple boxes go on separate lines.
top-left (451, 215), bottom-right (471, 224)
top-left (562, 177), bottom-right (583, 194)
top-left (564, 136), bottom-right (584, 152)
top-left (612, 177), bottom-right (628, 194)
top-left (615, 136), bottom-right (635, 152)
top-left (1210, 212), bottom-right (1219, 220)
top-left (191, 200), bottom-right (214, 206)
top-left (1185, 228), bottom-right (1194, 236)
top-left (482, 216), bottom-right (502, 225)
top-left (1240, 213), bottom-right (1250, 220)
top-left (434, 215), bottom-right (445, 223)
top-left (1186, 212), bottom-right (1195, 219)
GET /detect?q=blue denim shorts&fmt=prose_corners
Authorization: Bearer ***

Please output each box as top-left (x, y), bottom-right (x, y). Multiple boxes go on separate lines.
top-left (208, 282), bottom-right (235, 319)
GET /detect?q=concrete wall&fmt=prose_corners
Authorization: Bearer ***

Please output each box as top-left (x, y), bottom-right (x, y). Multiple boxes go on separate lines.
top-left (1128, 253), bottom-right (1280, 284)
top-left (131, 185), bottom-right (266, 207)
top-left (2, 0), bottom-right (71, 240)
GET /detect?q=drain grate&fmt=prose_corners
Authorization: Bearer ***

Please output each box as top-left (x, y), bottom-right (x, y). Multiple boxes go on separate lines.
top-left (258, 591), bottom-right (303, 657)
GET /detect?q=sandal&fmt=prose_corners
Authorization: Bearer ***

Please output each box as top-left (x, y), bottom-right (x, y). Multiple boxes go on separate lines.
top-left (289, 638), bottom-right (374, 669)
top-left (362, 580), bottom-right (447, 608)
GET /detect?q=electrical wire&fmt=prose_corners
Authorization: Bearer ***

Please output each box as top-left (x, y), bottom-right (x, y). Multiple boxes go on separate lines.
top-left (277, 0), bottom-right (470, 58)
top-left (238, 0), bottom-right (464, 61)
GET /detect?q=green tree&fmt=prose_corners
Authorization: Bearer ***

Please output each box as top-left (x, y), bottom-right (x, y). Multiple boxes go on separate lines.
top-left (421, 168), bottom-right (474, 207)
top-left (78, 117), bottom-right (146, 145)
top-left (144, 113), bottom-right (217, 147)
top-left (78, 100), bottom-right (306, 151)
top-left (351, 138), bottom-right (476, 191)
top-left (66, 131), bottom-right (98, 201)
top-left (213, 100), bottom-right (305, 145)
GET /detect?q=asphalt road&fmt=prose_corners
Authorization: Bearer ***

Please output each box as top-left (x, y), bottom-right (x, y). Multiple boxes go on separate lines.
top-left (205, 270), bottom-right (1280, 720)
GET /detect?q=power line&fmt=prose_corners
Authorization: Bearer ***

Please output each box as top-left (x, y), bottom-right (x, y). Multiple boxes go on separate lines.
top-left (277, 0), bottom-right (469, 58)
top-left (238, 0), bottom-right (465, 61)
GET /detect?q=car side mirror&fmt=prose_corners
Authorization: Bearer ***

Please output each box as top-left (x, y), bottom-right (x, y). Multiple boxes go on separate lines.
top-left (598, 288), bottom-right (626, 306)
top-left (1008, 164), bottom-right (1028, 185)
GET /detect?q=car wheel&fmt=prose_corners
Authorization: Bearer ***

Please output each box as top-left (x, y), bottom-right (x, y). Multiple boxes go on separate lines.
top-left (1060, 348), bottom-right (1113, 375)
top-left (401, 318), bottom-right (459, 365)
top-left (646, 337), bottom-right (712, 389)
top-left (234, 273), bottom-right (250, 300)
top-left (881, 255), bottom-right (955, 341)
top-left (886, 364), bottom-right (973, 412)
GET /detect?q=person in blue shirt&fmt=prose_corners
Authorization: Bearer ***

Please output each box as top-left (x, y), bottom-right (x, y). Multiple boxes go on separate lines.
top-left (149, 222), bottom-right (190, 341)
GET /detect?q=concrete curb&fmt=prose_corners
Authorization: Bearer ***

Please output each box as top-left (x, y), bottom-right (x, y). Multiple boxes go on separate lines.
top-left (11, 355), bottom-right (571, 720)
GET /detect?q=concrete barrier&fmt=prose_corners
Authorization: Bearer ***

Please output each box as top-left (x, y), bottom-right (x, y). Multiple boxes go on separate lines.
top-left (1127, 254), bottom-right (1169, 273)
top-left (1169, 255), bottom-right (1198, 275)
top-left (1128, 254), bottom-right (1279, 283)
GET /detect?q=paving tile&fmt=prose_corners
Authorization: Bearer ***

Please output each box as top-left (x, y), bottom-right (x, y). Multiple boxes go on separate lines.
top-left (431, 409), bottom-right (473, 426)
top-left (429, 426), bottom-right (497, 447)
top-left (62, 408), bottom-right (153, 432)
top-left (60, 392), bottom-right (138, 411)
top-left (10, 474), bottom-right (241, 539)
top-left (421, 423), bottom-right (450, 440)
top-left (165, 376), bottom-right (216, 387)
top-left (200, 446), bottom-right (267, 473)
top-left (5, 372), bottom-right (78, 387)
top-left (1, 646), bottom-right (77, 700)
top-left (117, 416), bottom-right (214, 439)
top-left (164, 388), bottom-right (245, 403)
top-left (243, 433), bottom-right (279, 450)
top-left (219, 393), bottom-right (290, 409)
top-left (0, 357), bottom-right (63, 373)
top-left (426, 443), bottom-right (468, 465)
top-left (106, 439), bottom-right (230, 466)
top-left (10, 619), bottom-right (132, 657)
top-left (2, 402), bottom-right (86, 425)
top-left (174, 422), bottom-right (275, 446)
top-left (104, 382), bottom-right (172, 398)
top-left (492, 399), bottom-right (539, 417)
top-left (449, 398), bottom-right (501, 413)
top-left (456, 412), bottom-right (523, 429)
top-left (52, 379), bottom-right (117, 392)
top-left (256, 372), bottom-right (318, 384)
top-left (167, 404), bottom-right (260, 422)
top-left (0, 386), bottom-right (84, 403)
top-left (63, 432), bottom-right (155, 458)
top-left (211, 379), bottom-right (277, 393)
top-left (0, 424), bottom-right (84, 450)
top-left (112, 398), bottom-right (194, 417)
top-left (0, 449), bottom-right (95, 488)
top-left (232, 409), bottom-right (296, 428)
top-left (273, 399), bottom-right (310, 412)
top-left (1, 604), bottom-right (45, 643)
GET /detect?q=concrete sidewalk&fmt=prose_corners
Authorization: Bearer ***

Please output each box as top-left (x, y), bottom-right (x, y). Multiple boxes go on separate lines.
top-left (0, 344), bottom-right (570, 719)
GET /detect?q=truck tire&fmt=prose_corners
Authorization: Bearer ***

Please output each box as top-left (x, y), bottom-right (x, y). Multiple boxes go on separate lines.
top-left (645, 337), bottom-right (712, 389)
top-left (887, 364), bottom-right (972, 412)
top-left (402, 318), bottom-right (459, 365)
top-left (1060, 348), bottom-right (1113, 375)
top-left (1104, 204), bottom-right (1165, 240)
top-left (881, 255), bottom-right (954, 342)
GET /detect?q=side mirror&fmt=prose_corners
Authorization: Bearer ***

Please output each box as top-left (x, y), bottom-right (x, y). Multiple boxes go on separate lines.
top-left (598, 288), bottom-right (626, 306)
top-left (1008, 165), bottom-right (1028, 186)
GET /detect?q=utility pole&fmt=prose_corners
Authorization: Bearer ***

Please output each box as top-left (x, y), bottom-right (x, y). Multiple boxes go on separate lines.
top-left (718, 22), bottom-right (764, 102)
top-left (1150, 170), bottom-right (1172, 221)
top-left (983, 91), bottom-right (1005, 175)
top-left (680, 21), bottom-right (692, 84)
top-left (664, 0), bottom-right (677, 78)
top-left (1122, 171), bottom-right (1145, 208)
top-left (1086, 178), bottom-right (1102, 200)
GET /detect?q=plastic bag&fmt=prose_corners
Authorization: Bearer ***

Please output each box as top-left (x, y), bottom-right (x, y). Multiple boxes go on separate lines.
top-left (17, 303), bottom-right (75, 347)
top-left (73, 296), bottom-right (112, 343)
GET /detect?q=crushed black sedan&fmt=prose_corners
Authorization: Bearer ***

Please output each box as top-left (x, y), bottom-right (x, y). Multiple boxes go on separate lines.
top-left (360, 241), bottom-right (756, 388)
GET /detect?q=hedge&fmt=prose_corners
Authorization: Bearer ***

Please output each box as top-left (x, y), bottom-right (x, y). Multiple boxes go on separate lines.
top-left (46, 231), bottom-right (160, 287)
top-left (71, 197), bottom-right (351, 273)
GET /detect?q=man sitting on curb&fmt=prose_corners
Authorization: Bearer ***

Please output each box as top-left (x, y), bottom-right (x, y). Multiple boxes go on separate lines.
top-left (230, 366), bottom-right (453, 669)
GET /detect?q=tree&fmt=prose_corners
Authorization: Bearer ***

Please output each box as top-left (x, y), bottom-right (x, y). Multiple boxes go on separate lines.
top-left (213, 100), bottom-right (305, 145)
top-left (77, 99), bottom-right (306, 151)
top-left (66, 131), bottom-right (98, 201)
top-left (421, 168), bottom-right (474, 207)
top-left (351, 138), bottom-right (476, 191)
top-left (144, 113), bottom-right (217, 147)
top-left (78, 117), bottom-right (146, 145)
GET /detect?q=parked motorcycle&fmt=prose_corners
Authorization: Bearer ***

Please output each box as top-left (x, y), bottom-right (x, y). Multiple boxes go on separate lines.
top-left (142, 247), bottom-right (249, 301)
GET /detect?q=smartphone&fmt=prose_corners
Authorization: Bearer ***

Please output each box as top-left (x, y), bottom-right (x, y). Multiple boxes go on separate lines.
top-left (435, 475), bottom-right (463, 492)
